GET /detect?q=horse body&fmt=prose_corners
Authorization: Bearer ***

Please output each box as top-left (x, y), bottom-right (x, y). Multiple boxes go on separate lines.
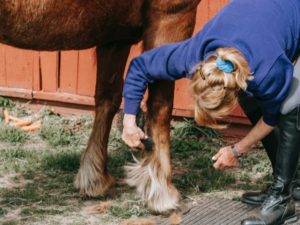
top-left (0, 0), bottom-right (201, 215)
top-left (0, 0), bottom-right (144, 50)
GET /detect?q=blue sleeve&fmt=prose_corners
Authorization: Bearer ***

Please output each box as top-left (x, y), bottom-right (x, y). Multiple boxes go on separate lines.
top-left (122, 39), bottom-right (194, 115)
top-left (122, 27), bottom-right (232, 115)
top-left (253, 54), bottom-right (294, 127)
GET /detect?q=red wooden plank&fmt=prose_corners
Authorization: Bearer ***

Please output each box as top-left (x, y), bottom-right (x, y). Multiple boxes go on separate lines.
top-left (218, 116), bottom-right (251, 125)
top-left (77, 48), bottom-right (97, 97)
top-left (33, 91), bottom-right (94, 105)
top-left (0, 44), bottom-right (6, 87)
top-left (193, 0), bottom-right (209, 34)
top-left (124, 42), bottom-right (144, 76)
top-left (124, 42), bottom-right (149, 104)
top-left (32, 51), bottom-right (40, 91)
top-left (173, 79), bottom-right (194, 110)
top-left (40, 51), bottom-right (59, 92)
top-left (230, 103), bottom-right (247, 117)
top-left (5, 46), bottom-right (34, 89)
top-left (208, 0), bottom-right (231, 18)
top-left (218, 123), bottom-right (252, 141)
top-left (60, 51), bottom-right (79, 94)
top-left (0, 87), bottom-right (32, 99)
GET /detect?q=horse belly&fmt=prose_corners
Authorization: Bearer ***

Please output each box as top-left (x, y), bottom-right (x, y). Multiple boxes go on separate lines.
top-left (0, 0), bottom-right (143, 51)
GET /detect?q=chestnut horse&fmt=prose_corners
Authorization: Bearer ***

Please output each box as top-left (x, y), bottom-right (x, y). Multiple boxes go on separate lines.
top-left (0, 0), bottom-right (201, 215)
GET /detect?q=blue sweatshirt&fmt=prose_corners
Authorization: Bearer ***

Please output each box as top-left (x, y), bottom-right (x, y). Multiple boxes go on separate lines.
top-left (123, 0), bottom-right (300, 127)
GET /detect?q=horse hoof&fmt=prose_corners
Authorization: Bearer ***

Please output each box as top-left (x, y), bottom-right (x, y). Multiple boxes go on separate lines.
top-left (102, 186), bottom-right (121, 200)
top-left (160, 201), bottom-right (190, 217)
top-left (82, 187), bottom-right (121, 201)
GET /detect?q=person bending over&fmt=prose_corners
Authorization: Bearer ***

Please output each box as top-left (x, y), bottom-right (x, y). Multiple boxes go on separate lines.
top-left (122, 0), bottom-right (300, 224)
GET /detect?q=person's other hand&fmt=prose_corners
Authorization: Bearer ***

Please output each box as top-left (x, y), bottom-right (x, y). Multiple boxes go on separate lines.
top-left (213, 146), bottom-right (239, 170)
top-left (122, 113), bottom-right (145, 150)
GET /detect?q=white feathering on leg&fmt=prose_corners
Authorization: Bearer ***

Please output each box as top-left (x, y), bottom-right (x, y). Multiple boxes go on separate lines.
top-left (124, 155), bottom-right (180, 213)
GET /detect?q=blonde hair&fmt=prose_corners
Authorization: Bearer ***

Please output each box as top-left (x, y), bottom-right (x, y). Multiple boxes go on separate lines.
top-left (190, 47), bottom-right (253, 129)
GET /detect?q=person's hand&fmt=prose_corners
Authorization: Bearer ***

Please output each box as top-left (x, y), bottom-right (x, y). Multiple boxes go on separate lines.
top-left (122, 113), bottom-right (145, 150)
top-left (213, 146), bottom-right (239, 170)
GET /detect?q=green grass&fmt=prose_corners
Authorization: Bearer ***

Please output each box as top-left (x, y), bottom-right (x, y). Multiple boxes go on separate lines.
top-left (22, 171), bottom-right (35, 180)
top-left (0, 146), bottom-right (40, 174)
top-left (171, 118), bottom-right (222, 141)
top-left (0, 96), bottom-right (32, 121)
top-left (2, 222), bottom-right (17, 225)
top-left (0, 207), bottom-right (7, 216)
top-left (233, 183), bottom-right (262, 191)
top-left (169, 119), bottom-right (238, 195)
top-left (256, 173), bottom-right (273, 185)
top-left (39, 113), bottom-right (92, 148)
top-left (171, 138), bottom-right (236, 193)
top-left (0, 172), bottom-right (80, 208)
top-left (39, 120), bottom-right (80, 147)
top-left (108, 148), bottom-right (134, 178)
top-left (40, 148), bottom-right (83, 172)
top-left (240, 173), bottom-right (252, 183)
top-left (169, 129), bottom-right (237, 194)
top-left (21, 207), bottom-right (65, 216)
top-left (170, 138), bottom-right (206, 160)
top-left (67, 223), bottom-right (84, 225)
top-left (80, 113), bottom-right (94, 129)
top-left (108, 194), bottom-right (149, 219)
top-left (0, 96), bottom-right (16, 110)
top-left (0, 110), bottom-right (4, 121)
top-left (239, 151), bottom-right (271, 174)
top-left (172, 167), bottom-right (236, 193)
top-left (232, 196), bottom-right (242, 201)
top-left (0, 146), bottom-right (37, 160)
top-left (0, 126), bottom-right (29, 145)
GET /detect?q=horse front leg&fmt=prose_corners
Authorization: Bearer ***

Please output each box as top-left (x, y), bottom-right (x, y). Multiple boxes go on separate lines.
top-left (125, 0), bottom-right (200, 215)
top-left (126, 80), bottom-right (186, 215)
top-left (75, 43), bottom-right (131, 199)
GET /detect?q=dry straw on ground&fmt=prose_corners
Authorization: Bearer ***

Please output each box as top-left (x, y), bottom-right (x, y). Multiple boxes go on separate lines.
top-left (169, 214), bottom-right (182, 225)
top-left (120, 201), bottom-right (129, 209)
top-left (83, 201), bottom-right (111, 215)
top-left (119, 219), bottom-right (156, 225)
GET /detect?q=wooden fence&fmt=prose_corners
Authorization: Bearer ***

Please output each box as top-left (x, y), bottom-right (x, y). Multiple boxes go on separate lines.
top-left (0, 0), bottom-right (250, 125)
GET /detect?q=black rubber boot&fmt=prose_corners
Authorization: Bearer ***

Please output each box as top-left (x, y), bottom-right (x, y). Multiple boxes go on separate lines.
top-left (241, 107), bottom-right (300, 225)
top-left (240, 107), bottom-right (300, 206)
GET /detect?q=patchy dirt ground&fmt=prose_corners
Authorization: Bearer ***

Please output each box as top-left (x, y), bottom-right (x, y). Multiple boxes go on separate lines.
top-left (0, 96), bottom-right (279, 225)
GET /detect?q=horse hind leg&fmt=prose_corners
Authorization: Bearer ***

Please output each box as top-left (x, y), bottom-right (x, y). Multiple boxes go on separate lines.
top-left (74, 43), bottom-right (131, 199)
top-left (124, 0), bottom-right (200, 215)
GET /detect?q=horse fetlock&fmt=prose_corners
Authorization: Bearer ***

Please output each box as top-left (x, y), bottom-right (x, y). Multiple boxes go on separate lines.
top-left (74, 149), bottom-right (115, 198)
top-left (75, 170), bottom-right (117, 199)
top-left (147, 185), bottom-right (184, 215)
top-left (124, 156), bottom-right (184, 214)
